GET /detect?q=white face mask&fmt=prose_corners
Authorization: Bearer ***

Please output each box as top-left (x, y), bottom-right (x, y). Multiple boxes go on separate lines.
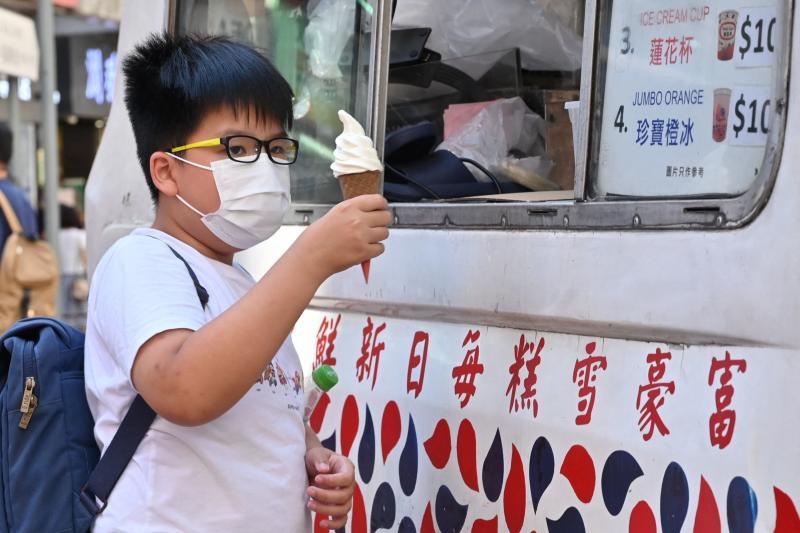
top-left (166, 153), bottom-right (291, 250)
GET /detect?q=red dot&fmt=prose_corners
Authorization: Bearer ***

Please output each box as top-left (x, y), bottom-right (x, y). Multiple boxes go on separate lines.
top-left (380, 401), bottom-right (402, 463)
top-left (629, 501), bottom-right (656, 533)
top-left (309, 392), bottom-right (330, 434)
top-left (471, 515), bottom-right (498, 533)
top-left (560, 444), bottom-right (595, 504)
top-left (341, 395), bottom-right (359, 457)
top-left (693, 476), bottom-right (720, 533)
top-left (424, 419), bottom-right (452, 470)
top-left (421, 502), bottom-right (435, 533)
top-left (774, 486), bottom-right (800, 533)
top-left (351, 484), bottom-right (367, 533)
top-left (503, 445), bottom-right (527, 533)
top-left (457, 419), bottom-right (479, 492)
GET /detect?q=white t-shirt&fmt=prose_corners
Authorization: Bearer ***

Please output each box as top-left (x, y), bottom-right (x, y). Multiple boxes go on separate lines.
top-left (58, 227), bottom-right (87, 275)
top-left (84, 228), bottom-right (310, 532)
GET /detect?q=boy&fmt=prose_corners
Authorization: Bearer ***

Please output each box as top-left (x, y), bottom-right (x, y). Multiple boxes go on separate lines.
top-left (85, 33), bottom-right (390, 531)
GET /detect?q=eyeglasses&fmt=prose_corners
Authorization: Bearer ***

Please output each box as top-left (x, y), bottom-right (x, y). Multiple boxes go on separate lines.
top-left (170, 135), bottom-right (299, 165)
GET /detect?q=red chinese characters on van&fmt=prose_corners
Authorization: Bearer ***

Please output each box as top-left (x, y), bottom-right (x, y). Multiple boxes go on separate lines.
top-left (407, 331), bottom-right (430, 399)
top-left (314, 314), bottom-right (341, 369)
top-left (708, 351), bottom-right (748, 450)
top-left (637, 347), bottom-right (675, 441)
top-left (506, 334), bottom-right (544, 418)
top-left (452, 329), bottom-right (485, 408)
top-left (573, 342), bottom-right (608, 425)
top-left (356, 317), bottom-right (387, 390)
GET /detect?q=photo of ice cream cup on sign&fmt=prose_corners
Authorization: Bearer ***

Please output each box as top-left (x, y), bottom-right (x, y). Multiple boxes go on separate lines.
top-left (331, 110), bottom-right (383, 283)
top-left (718, 10), bottom-right (739, 61)
top-left (713, 88), bottom-right (732, 143)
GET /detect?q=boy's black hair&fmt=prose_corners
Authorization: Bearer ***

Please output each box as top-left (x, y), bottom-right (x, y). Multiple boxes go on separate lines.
top-left (0, 122), bottom-right (12, 166)
top-left (123, 33), bottom-right (294, 202)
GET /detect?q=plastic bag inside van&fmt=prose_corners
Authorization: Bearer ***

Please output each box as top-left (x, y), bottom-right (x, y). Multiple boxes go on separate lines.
top-left (393, 0), bottom-right (583, 73)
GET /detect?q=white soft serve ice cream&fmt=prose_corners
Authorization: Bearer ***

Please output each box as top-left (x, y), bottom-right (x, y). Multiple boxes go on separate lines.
top-left (330, 110), bottom-right (383, 177)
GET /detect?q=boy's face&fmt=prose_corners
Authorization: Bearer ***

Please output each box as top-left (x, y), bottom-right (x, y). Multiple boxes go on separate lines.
top-left (150, 105), bottom-right (286, 256)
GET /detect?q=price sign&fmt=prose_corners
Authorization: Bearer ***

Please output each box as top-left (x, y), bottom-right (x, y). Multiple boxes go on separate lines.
top-left (734, 6), bottom-right (778, 68)
top-left (728, 86), bottom-right (772, 146)
top-left (597, 1), bottom-right (783, 197)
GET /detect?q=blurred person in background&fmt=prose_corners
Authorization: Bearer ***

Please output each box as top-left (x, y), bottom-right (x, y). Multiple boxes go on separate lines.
top-left (59, 203), bottom-right (88, 330)
top-left (0, 123), bottom-right (38, 251)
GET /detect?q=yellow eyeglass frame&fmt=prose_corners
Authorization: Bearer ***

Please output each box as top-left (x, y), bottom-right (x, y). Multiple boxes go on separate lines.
top-left (170, 138), bottom-right (222, 153)
top-left (169, 135), bottom-right (299, 165)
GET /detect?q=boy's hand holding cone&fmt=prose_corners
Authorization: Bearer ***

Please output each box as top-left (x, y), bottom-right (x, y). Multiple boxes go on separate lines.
top-left (330, 110), bottom-right (384, 283)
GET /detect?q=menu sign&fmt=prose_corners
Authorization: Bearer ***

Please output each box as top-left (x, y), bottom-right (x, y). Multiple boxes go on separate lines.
top-left (596, 2), bottom-right (782, 197)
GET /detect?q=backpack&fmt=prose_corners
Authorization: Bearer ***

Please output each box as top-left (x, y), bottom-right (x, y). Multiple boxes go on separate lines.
top-left (0, 243), bottom-right (208, 532)
top-left (0, 190), bottom-right (59, 333)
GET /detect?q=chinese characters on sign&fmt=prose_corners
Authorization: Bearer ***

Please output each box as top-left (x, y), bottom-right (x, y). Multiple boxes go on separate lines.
top-left (506, 334), bottom-right (544, 418)
top-left (84, 48), bottom-right (116, 106)
top-left (452, 330), bottom-right (485, 408)
top-left (573, 342), bottom-right (608, 425)
top-left (315, 314), bottom-right (341, 369)
top-left (636, 348), bottom-right (675, 441)
top-left (356, 317), bottom-right (386, 390)
top-left (708, 351), bottom-right (747, 449)
top-left (649, 36), bottom-right (694, 65)
top-left (315, 315), bottom-right (753, 452)
top-left (407, 331), bottom-right (430, 399)
top-left (666, 165), bottom-right (705, 178)
top-left (635, 117), bottom-right (695, 147)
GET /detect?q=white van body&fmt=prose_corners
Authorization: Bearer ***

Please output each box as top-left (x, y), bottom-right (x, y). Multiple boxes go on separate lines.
top-left (87, 0), bottom-right (799, 530)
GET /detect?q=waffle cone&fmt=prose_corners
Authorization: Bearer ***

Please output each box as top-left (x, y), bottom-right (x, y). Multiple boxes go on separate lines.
top-left (338, 170), bottom-right (381, 199)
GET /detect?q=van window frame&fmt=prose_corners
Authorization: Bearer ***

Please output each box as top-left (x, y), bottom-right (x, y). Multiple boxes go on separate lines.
top-left (170, 0), bottom-right (792, 231)
top-left (363, 0), bottom-right (792, 231)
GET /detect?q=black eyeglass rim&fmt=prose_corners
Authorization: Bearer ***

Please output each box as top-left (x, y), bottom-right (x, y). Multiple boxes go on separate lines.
top-left (220, 135), bottom-right (300, 165)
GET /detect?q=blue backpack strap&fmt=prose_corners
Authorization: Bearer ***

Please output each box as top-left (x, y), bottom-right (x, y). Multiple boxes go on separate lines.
top-left (80, 243), bottom-right (209, 515)
top-left (164, 245), bottom-right (210, 309)
top-left (80, 395), bottom-right (156, 514)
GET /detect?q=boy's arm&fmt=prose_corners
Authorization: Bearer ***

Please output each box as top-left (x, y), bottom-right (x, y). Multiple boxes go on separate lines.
top-left (131, 195), bottom-right (390, 426)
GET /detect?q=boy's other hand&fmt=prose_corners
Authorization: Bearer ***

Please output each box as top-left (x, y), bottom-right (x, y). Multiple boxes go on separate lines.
top-left (294, 194), bottom-right (390, 281)
top-left (305, 446), bottom-right (356, 530)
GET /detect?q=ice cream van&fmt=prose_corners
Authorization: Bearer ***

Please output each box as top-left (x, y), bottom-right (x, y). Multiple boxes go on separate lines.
top-left (87, 0), bottom-right (799, 530)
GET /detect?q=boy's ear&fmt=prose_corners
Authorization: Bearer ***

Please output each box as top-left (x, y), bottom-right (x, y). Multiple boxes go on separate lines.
top-left (150, 151), bottom-right (180, 197)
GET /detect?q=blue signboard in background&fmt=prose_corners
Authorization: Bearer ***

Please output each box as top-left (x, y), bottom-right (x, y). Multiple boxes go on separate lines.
top-left (57, 32), bottom-right (118, 119)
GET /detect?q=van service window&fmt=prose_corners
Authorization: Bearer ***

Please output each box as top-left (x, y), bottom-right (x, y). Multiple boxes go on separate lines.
top-left (175, 0), bottom-right (789, 229)
top-left (383, 0), bottom-right (585, 202)
top-left (176, 0), bottom-right (587, 205)
top-left (175, 0), bottom-right (375, 205)
top-left (386, 0), bottom-right (788, 229)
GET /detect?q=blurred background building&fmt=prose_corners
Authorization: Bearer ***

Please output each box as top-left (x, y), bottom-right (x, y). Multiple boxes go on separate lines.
top-left (0, 0), bottom-right (121, 214)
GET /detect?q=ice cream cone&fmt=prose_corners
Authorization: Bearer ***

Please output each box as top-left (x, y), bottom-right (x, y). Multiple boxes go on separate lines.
top-left (331, 111), bottom-right (384, 284)
top-left (338, 170), bottom-right (382, 199)
top-left (338, 171), bottom-right (381, 283)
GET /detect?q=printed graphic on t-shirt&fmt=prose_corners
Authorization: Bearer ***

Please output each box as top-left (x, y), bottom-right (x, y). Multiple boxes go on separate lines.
top-left (257, 364), bottom-right (278, 387)
top-left (256, 362), bottom-right (303, 397)
top-left (290, 371), bottom-right (302, 394)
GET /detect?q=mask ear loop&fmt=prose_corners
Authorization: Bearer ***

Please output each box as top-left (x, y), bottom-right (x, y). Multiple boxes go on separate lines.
top-left (175, 194), bottom-right (207, 217)
top-left (165, 151), bottom-right (214, 171)
top-left (164, 151), bottom-right (213, 217)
